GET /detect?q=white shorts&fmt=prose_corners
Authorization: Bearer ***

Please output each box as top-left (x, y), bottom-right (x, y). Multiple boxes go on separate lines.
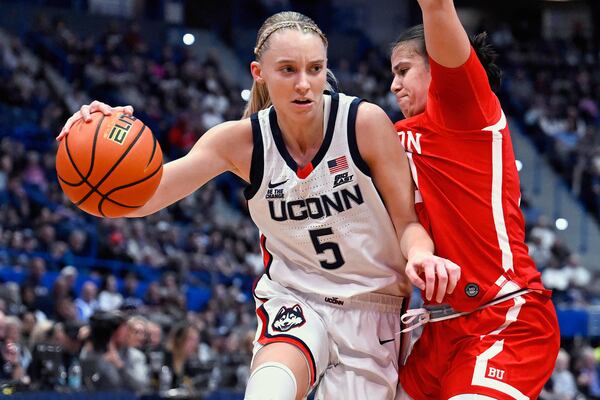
top-left (252, 275), bottom-right (406, 400)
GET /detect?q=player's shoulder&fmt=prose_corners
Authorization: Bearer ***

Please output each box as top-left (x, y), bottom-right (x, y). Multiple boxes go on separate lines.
top-left (355, 101), bottom-right (393, 129)
top-left (200, 118), bottom-right (254, 159)
top-left (210, 118), bottom-right (253, 142)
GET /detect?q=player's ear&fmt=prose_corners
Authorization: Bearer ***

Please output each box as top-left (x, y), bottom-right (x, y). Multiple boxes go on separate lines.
top-left (251, 61), bottom-right (264, 84)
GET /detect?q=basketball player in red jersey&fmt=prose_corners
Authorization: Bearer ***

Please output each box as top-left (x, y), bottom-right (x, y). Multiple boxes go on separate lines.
top-left (390, 1), bottom-right (560, 399)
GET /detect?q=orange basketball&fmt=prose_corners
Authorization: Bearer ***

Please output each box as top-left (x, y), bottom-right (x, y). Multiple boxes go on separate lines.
top-left (56, 112), bottom-right (163, 218)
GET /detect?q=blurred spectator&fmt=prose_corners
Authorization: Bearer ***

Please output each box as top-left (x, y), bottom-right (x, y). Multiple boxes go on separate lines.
top-left (0, 311), bottom-right (25, 382)
top-left (530, 216), bottom-right (557, 251)
top-left (19, 312), bottom-right (36, 345)
top-left (98, 276), bottom-right (123, 311)
top-left (80, 311), bottom-right (126, 391)
top-left (59, 266), bottom-right (78, 300)
top-left (55, 298), bottom-right (77, 324)
top-left (68, 230), bottom-right (89, 257)
top-left (541, 348), bottom-right (579, 400)
top-left (542, 259), bottom-right (571, 299)
top-left (163, 322), bottom-right (200, 390)
top-left (74, 282), bottom-right (99, 322)
top-left (145, 320), bottom-right (165, 391)
top-left (121, 316), bottom-right (150, 393)
top-left (576, 347), bottom-right (600, 399)
top-left (121, 273), bottom-right (144, 309)
top-left (5, 316), bottom-right (31, 372)
top-left (528, 235), bottom-right (553, 270)
top-left (564, 254), bottom-right (592, 289)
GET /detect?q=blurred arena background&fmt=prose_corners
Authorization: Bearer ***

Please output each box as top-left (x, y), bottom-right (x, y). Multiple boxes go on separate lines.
top-left (0, 0), bottom-right (599, 398)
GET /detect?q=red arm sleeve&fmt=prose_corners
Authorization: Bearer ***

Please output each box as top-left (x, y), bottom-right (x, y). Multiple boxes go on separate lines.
top-left (426, 46), bottom-right (500, 131)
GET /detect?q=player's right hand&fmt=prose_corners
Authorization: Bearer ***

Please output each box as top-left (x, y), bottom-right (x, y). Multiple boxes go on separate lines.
top-left (57, 100), bottom-right (134, 141)
top-left (405, 252), bottom-right (461, 303)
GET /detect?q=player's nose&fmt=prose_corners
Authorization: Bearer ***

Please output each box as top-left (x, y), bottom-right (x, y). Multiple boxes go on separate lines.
top-left (390, 75), bottom-right (402, 94)
top-left (295, 72), bottom-right (310, 93)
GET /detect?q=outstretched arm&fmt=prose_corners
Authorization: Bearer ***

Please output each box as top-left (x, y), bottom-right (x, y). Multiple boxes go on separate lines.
top-left (356, 102), bottom-right (460, 302)
top-left (417, 0), bottom-right (470, 68)
top-left (128, 119), bottom-right (252, 217)
top-left (416, 0), bottom-right (500, 130)
top-left (57, 101), bottom-right (253, 218)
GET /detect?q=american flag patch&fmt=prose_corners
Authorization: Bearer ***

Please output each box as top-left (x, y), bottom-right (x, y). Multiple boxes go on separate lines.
top-left (327, 155), bottom-right (348, 174)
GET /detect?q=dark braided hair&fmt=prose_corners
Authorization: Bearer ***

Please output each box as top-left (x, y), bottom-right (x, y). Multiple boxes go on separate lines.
top-left (391, 24), bottom-right (503, 93)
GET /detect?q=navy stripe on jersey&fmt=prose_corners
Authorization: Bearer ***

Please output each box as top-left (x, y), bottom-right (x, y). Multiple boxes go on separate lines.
top-left (398, 296), bottom-right (410, 360)
top-left (256, 305), bottom-right (318, 386)
top-left (244, 114), bottom-right (265, 200)
top-left (251, 275), bottom-right (269, 302)
top-left (259, 234), bottom-right (273, 279)
top-left (347, 98), bottom-right (371, 177)
top-left (270, 93), bottom-right (340, 178)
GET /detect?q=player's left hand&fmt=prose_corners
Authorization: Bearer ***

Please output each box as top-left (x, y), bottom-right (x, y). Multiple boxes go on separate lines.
top-left (57, 100), bottom-right (134, 141)
top-left (405, 252), bottom-right (461, 303)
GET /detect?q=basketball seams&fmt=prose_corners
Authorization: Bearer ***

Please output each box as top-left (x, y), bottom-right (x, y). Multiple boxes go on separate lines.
top-left (57, 174), bottom-right (85, 187)
top-left (57, 114), bottom-right (163, 218)
top-left (86, 114), bottom-right (104, 178)
top-left (61, 128), bottom-right (89, 187)
top-left (59, 115), bottom-right (106, 187)
top-left (75, 124), bottom-right (146, 208)
top-left (97, 163), bottom-right (163, 217)
top-left (146, 135), bottom-right (158, 169)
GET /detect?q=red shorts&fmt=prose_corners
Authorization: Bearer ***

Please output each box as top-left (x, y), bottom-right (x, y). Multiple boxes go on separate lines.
top-left (399, 292), bottom-right (560, 399)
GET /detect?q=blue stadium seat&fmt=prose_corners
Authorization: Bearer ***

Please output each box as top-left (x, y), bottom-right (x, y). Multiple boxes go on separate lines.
top-left (0, 267), bottom-right (26, 284)
top-left (191, 270), bottom-right (212, 285)
top-left (186, 286), bottom-right (212, 312)
top-left (41, 271), bottom-right (60, 289)
top-left (557, 308), bottom-right (588, 337)
top-left (134, 281), bottom-right (150, 299)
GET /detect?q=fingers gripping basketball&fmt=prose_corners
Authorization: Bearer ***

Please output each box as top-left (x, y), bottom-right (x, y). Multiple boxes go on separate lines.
top-left (56, 112), bottom-right (163, 218)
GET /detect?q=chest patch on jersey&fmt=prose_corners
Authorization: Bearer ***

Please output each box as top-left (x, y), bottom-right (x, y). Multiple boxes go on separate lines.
top-left (266, 188), bottom-right (285, 199)
top-left (266, 178), bottom-right (288, 199)
top-left (327, 155), bottom-right (348, 174)
top-left (272, 304), bottom-right (306, 332)
top-left (465, 283), bottom-right (480, 297)
top-left (333, 172), bottom-right (354, 188)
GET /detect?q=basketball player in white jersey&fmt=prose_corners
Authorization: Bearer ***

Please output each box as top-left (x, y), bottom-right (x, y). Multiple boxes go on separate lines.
top-left (58, 11), bottom-right (460, 400)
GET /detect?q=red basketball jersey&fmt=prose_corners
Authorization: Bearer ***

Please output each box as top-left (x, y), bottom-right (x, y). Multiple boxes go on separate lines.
top-left (395, 47), bottom-right (546, 312)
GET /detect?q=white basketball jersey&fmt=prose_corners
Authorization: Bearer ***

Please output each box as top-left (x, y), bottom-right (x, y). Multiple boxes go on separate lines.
top-left (245, 92), bottom-right (404, 298)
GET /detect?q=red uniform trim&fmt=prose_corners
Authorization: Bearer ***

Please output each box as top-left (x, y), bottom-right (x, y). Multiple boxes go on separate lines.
top-left (296, 163), bottom-right (314, 179)
top-left (256, 305), bottom-right (317, 386)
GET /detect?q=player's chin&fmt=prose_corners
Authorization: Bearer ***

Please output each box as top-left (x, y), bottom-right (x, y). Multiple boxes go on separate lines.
top-left (397, 102), bottom-right (411, 118)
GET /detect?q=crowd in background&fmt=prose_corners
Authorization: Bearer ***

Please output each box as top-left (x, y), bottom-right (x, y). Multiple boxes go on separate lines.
top-left (0, 7), bottom-right (599, 399)
top-left (495, 21), bottom-right (600, 221)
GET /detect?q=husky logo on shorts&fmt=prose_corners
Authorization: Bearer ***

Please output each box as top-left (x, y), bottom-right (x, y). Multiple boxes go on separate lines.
top-left (272, 304), bottom-right (306, 332)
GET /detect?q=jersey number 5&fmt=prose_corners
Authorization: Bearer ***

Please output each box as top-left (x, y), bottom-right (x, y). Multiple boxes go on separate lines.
top-left (309, 228), bottom-right (345, 270)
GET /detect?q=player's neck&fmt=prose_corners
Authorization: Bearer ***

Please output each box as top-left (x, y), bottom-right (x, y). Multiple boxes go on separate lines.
top-left (278, 108), bottom-right (324, 164)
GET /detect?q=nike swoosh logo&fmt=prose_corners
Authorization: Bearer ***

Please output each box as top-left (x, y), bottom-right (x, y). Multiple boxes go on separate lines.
top-left (268, 179), bottom-right (288, 188)
top-left (378, 338), bottom-right (395, 345)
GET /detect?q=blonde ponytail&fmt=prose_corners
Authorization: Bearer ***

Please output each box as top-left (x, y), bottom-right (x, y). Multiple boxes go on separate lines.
top-left (325, 68), bottom-right (338, 93)
top-left (243, 80), bottom-right (272, 119)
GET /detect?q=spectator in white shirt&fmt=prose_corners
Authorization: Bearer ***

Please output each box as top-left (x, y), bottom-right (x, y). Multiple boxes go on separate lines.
top-left (98, 276), bottom-right (123, 311)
